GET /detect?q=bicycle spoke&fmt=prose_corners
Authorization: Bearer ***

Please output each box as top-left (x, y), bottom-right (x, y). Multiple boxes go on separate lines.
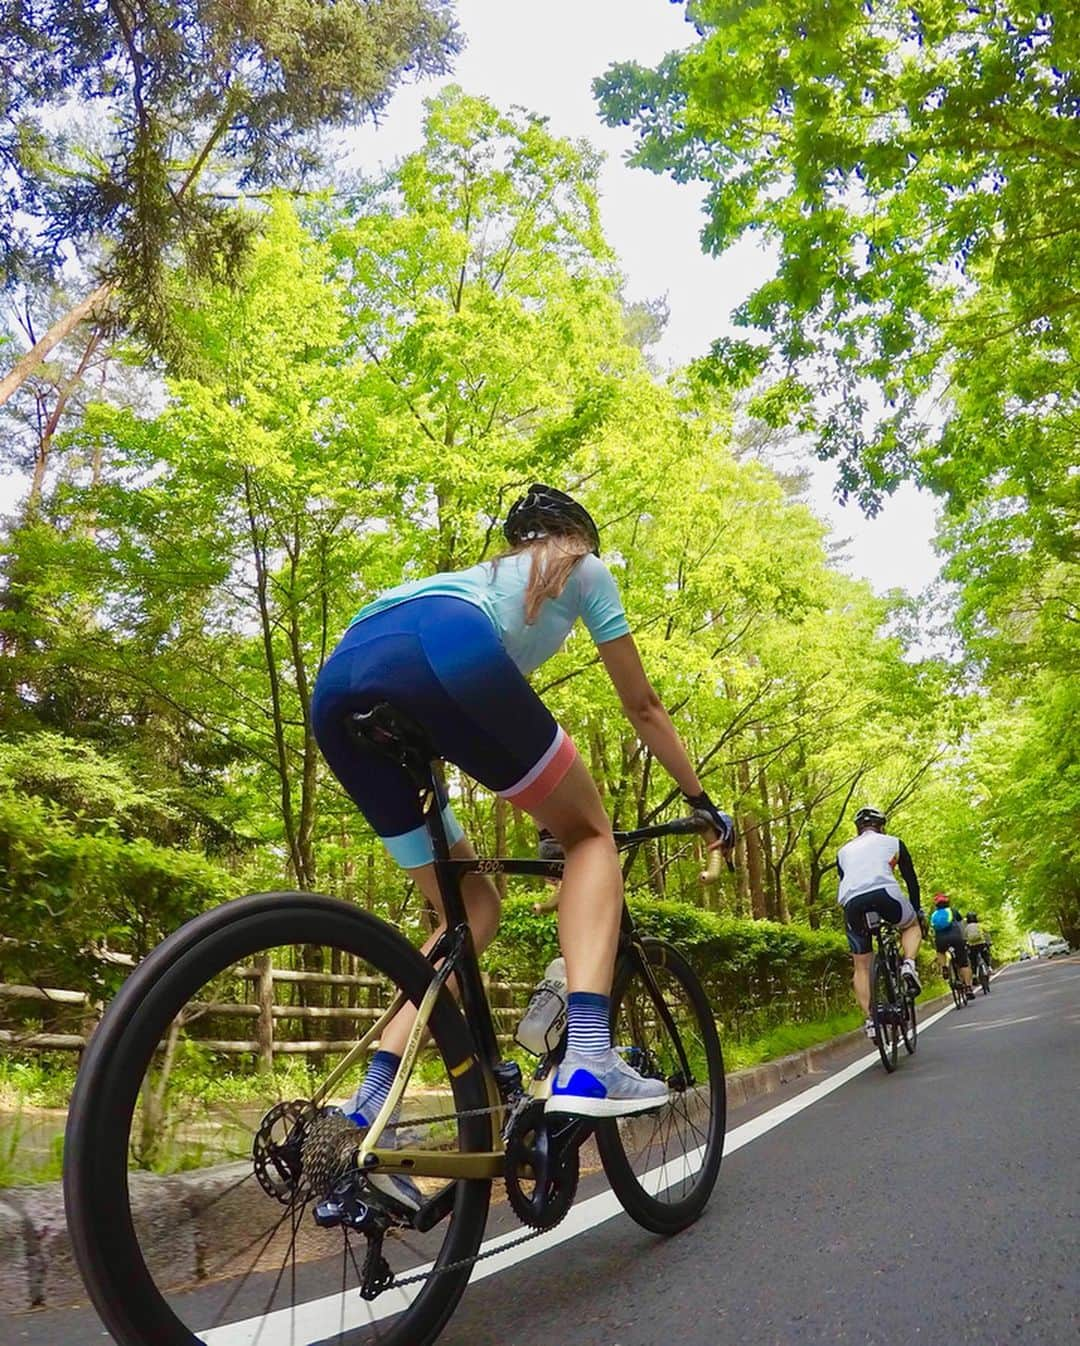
top-left (67, 901), bottom-right (492, 1346)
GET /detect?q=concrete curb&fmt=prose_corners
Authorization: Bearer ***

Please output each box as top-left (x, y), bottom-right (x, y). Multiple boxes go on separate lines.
top-left (0, 989), bottom-right (963, 1313)
top-left (723, 989), bottom-right (955, 1111)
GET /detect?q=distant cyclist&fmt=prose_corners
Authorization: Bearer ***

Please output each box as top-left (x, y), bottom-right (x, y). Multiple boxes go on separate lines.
top-left (965, 911), bottom-right (991, 979)
top-left (312, 484), bottom-right (735, 1146)
top-left (930, 894), bottom-right (975, 999)
top-left (836, 806), bottom-right (924, 1041)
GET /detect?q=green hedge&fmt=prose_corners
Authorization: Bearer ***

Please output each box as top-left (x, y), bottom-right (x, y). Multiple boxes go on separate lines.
top-left (0, 789), bottom-right (237, 996)
top-left (485, 894), bottom-right (859, 1039)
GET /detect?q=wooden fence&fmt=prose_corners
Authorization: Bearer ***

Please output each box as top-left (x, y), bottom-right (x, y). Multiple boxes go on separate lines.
top-left (0, 967), bottom-right (536, 1065)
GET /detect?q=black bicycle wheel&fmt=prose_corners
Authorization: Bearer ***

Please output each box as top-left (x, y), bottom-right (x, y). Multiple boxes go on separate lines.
top-left (64, 892), bottom-right (492, 1346)
top-left (901, 983), bottom-right (918, 1055)
top-left (596, 938), bottom-right (725, 1235)
top-left (978, 956), bottom-right (991, 995)
top-left (951, 965), bottom-right (966, 1009)
top-left (870, 953), bottom-right (898, 1072)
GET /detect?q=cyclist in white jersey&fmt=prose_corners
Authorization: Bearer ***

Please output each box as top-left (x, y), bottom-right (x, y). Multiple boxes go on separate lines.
top-left (836, 806), bottom-right (924, 1041)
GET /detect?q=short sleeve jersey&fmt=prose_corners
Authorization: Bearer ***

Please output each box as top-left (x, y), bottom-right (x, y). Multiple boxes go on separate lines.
top-left (836, 831), bottom-right (906, 905)
top-left (352, 551), bottom-right (630, 676)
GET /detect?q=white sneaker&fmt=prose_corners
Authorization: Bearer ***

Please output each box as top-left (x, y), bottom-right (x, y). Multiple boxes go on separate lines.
top-left (546, 1048), bottom-right (669, 1117)
top-left (863, 1018), bottom-right (877, 1042)
top-left (902, 959), bottom-right (922, 994)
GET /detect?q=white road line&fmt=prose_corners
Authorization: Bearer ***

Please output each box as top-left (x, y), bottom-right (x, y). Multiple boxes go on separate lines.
top-left (197, 998), bottom-right (960, 1344)
top-left (954, 1014), bottom-right (1039, 1030)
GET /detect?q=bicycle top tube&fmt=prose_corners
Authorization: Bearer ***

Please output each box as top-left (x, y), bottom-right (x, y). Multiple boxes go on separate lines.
top-left (437, 815), bottom-right (713, 881)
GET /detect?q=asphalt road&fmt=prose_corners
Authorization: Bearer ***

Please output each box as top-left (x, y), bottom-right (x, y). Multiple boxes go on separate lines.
top-left (6, 955), bottom-right (1077, 1346)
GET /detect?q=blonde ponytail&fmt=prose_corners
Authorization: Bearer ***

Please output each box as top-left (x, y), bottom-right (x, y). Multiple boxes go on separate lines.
top-left (499, 533), bottom-right (593, 624)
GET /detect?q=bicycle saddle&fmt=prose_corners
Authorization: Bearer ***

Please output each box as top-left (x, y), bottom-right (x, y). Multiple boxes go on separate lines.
top-left (346, 703), bottom-right (435, 772)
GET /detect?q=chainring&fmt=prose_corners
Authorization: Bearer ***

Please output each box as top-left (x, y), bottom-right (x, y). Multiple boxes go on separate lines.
top-left (503, 1100), bottom-right (580, 1230)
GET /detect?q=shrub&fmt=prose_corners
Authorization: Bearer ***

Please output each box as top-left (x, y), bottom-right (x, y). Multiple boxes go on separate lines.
top-left (485, 893), bottom-right (856, 1038)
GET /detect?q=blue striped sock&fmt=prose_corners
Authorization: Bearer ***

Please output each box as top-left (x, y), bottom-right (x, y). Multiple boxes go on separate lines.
top-left (566, 992), bottom-right (611, 1056)
top-left (346, 1050), bottom-right (401, 1125)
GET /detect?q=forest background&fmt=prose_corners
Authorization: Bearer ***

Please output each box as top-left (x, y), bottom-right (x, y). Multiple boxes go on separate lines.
top-left (1, 0), bottom-right (1076, 1096)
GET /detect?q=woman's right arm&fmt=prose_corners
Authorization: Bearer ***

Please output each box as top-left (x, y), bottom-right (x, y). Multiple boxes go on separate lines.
top-left (596, 634), bottom-right (701, 796)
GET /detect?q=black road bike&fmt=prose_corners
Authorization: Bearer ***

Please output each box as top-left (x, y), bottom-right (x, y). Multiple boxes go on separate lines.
top-left (943, 946), bottom-right (969, 1009)
top-left (970, 945), bottom-right (992, 995)
top-left (866, 911), bottom-right (918, 1072)
top-left (65, 702), bottom-right (726, 1346)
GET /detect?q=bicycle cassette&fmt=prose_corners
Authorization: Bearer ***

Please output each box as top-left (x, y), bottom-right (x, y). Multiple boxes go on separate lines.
top-left (503, 1100), bottom-right (580, 1230)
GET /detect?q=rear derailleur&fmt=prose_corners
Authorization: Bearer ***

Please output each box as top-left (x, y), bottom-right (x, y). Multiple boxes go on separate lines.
top-left (313, 1179), bottom-right (395, 1300)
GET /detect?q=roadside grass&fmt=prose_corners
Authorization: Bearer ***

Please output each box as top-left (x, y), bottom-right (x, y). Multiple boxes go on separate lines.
top-left (0, 1056), bottom-right (77, 1110)
top-left (722, 1009), bottom-right (866, 1071)
top-left (722, 962), bottom-right (949, 1073)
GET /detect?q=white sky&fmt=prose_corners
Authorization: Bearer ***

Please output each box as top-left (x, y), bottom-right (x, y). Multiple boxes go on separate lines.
top-left (2, 0), bottom-right (942, 594)
top-left (343, 0), bottom-right (942, 596)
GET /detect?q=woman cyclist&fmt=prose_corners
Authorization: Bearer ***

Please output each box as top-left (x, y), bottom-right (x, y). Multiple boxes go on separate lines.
top-left (311, 484), bottom-right (734, 1143)
top-left (930, 893), bottom-right (975, 999)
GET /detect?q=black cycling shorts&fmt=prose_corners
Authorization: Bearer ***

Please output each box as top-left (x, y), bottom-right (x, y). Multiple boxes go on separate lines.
top-left (842, 889), bottom-right (916, 955)
top-left (933, 926), bottom-right (969, 966)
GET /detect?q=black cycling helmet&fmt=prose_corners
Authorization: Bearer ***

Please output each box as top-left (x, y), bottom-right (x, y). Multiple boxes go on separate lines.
top-left (503, 483), bottom-right (600, 556)
top-left (854, 806), bottom-right (887, 830)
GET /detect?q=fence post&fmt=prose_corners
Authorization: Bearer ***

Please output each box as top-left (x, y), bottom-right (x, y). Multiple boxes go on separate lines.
top-left (256, 953), bottom-right (274, 1073)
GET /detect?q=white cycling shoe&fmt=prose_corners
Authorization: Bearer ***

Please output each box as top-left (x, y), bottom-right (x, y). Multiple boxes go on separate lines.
top-left (546, 1048), bottom-right (669, 1117)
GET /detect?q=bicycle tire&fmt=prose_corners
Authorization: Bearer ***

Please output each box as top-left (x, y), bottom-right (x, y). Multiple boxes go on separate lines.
top-left (901, 982), bottom-right (918, 1055)
top-left (64, 891), bottom-right (492, 1346)
top-left (596, 938), bottom-right (725, 1234)
top-left (978, 957), bottom-right (991, 995)
top-left (870, 953), bottom-right (898, 1072)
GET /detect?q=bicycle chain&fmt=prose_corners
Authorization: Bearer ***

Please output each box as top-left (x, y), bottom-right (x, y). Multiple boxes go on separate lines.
top-left (389, 1222), bottom-right (549, 1289)
top-left (370, 1097), bottom-right (573, 1290)
top-left (394, 1101), bottom-right (506, 1129)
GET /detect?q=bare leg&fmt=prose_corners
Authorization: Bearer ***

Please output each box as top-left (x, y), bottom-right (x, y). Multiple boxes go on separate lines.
top-left (901, 924), bottom-right (922, 961)
top-left (376, 835), bottom-right (501, 1058)
top-left (852, 952), bottom-right (872, 1016)
top-left (529, 753), bottom-right (622, 996)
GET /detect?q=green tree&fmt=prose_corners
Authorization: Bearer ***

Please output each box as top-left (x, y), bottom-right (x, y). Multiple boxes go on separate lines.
top-left (0, 0), bottom-right (460, 404)
top-left (331, 86), bottom-right (634, 571)
top-left (595, 1), bottom-right (1079, 629)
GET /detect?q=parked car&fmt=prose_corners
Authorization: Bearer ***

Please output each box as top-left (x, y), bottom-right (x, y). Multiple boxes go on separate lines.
top-left (1039, 936), bottom-right (1071, 958)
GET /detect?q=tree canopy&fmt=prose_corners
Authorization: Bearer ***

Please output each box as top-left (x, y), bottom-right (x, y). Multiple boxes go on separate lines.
top-left (0, 0), bottom-right (460, 402)
top-left (2, 26), bottom-right (1076, 1033)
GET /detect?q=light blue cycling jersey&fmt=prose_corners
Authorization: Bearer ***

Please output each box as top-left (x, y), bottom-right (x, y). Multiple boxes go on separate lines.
top-left (351, 550), bottom-right (630, 676)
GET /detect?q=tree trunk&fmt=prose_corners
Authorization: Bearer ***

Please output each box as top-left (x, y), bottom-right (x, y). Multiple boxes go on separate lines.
top-left (286, 557), bottom-right (318, 890)
top-left (255, 953), bottom-right (275, 1074)
top-left (757, 766), bottom-right (777, 920)
top-left (0, 282), bottom-right (113, 409)
top-left (494, 796), bottom-right (508, 898)
top-left (737, 757), bottom-right (766, 919)
top-left (245, 472), bottom-right (304, 884)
